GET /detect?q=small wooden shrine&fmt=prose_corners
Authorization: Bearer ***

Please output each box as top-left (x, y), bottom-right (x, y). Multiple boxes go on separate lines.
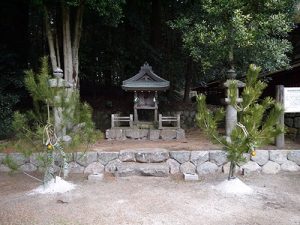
top-left (122, 63), bottom-right (169, 123)
top-left (106, 63), bottom-right (184, 140)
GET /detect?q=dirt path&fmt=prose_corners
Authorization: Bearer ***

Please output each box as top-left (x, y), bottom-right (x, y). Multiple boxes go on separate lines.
top-left (0, 172), bottom-right (299, 225)
top-left (93, 128), bottom-right (300, 151)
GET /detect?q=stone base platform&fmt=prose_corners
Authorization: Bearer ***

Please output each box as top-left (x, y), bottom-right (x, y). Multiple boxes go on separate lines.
top-left (105, 128), bottom-right (185, 140)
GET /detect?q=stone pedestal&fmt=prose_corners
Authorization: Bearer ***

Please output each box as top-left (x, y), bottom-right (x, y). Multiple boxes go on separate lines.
top-left (49, 78), bottom-right (74, 138)
top-left (223, 76), bottom-right (245, 140)
top-left (105, 128), bottom-right (185, 140)
top-left (225, 104), bottom-right (237, 137)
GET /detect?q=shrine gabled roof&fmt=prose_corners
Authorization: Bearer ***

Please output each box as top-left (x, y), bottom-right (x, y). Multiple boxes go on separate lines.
top-left (122, 63), bottom-right (170, 91)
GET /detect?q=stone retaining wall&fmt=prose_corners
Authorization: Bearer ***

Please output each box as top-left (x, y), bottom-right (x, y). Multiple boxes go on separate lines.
top-left (164, 110), bottom-right (197, 129)
top-left (285, 113), bottom-right (300, 140)
top-left (1, 149), bottom-right (300, 176)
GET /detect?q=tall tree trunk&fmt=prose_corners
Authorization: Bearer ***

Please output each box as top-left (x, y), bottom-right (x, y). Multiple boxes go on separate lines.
top-left (44, 5), bottom-right (58, 71)
top-left (183, 58), bottom-right (193, 103)
top-left (62, 4), bottom-right (73, 83)
top-left (150, 0), bottom-right (162, 49)
top-left (55, 32), bottom-right (61, 68)
top-left (72, 3), bottom-right (84, 88)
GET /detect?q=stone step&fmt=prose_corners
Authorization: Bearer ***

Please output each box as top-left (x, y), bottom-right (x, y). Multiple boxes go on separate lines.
top-left (120, 148), bottom-right (169, 163)
top-left (116, 162), bottom-right (169, 177)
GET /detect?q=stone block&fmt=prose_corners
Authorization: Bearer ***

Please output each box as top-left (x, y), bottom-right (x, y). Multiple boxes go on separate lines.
top-left (68, 162), bottom-right (84, 174)
top-left (98, 152), bottom-right (119, 165)
top-left (184, 173), bottom-right (199, 181)
top-left (116, 162), bottom-right (169, 177)
top-left (88, 173), bottom-right (104, 182)
top-left (166, 158), bottom-right (180, 174)
top-left (139, 163), bottom-right (169, 177)
top-left (169, 151), bottom-right (190, 164)
top-left (139, 129), bottom-right (149, 139)
top-left (251, 150), bottom-right (269, 166)
top-left (135, 149), bottom-right (169, 163)
top-left (222, 162), bottom-right (240, 174)
top-left (240, 161), bottom-right (261, 175)
top-left (160, 130), bottom-right (177, 140)
top-left (269, 150), bottom-right (289, 165)
top-left (30, 152), bottom-right (46, 166)
top-left (209, 150), bottom-right (228, 166)
top-left (287, 151), bottom-right (300, 165)
top-left (20, 163), bottom-right (37, 172)
top-left (0, 153), bottom-right (7, 164)
top-left (281, 161), bottom-right (300, 172)
top-left (106, 129), bottom-right (123, 140)
top-left (0, 164), bottom-right (11, 172)
top-left (196, 162), bottom-right (219, 175)
top-left (8, 153), bottom-right (27, 166)
top-left (149, 130), bottom-right (160, 140)
top-left (190, 111), bottom-right (196, 118)
top-left (75, 152), bottom-right (98, 166)
top-left (180, 162), bottom-right (196, 174)
top-left (38, 164), bottom-right (60, 173)
top-left (190, 151), bottom-right (209, 166)
top-left (262, 161), bottom-right (280, 174)
top-left (240, 153), bottom-right (250, 165)
top-left (284, 118), bottom-right (294, 127)
top-left (176, 129), bottom-right (185, 139)
top-left (84, 162), bottom-right (104, 175)
top-left (62, 135), bottom-right (72, 145)
top-left (294, 117), bottom-right (300, 128)
top-left (53, 152), bottom-right (73, 167)
top-left (125, 129), bottom-right (140, 139)
top-left (105, 159), bottom-right (122, 173)
top-left (116, 162), bottom-right (139, 177)
top-left (119, 150), bottom-right (136, 162)
top-left (183, 111), bottom-right (189, 118)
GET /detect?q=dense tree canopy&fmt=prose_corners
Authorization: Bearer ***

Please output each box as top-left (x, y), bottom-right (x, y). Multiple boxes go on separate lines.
top-left (171, 0), bottom-right (296, 78)
top-left (0, 0), bottom-right (298, 138)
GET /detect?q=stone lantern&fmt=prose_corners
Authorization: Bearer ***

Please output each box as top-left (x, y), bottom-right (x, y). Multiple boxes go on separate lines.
top-left (223, 69), bottom-right (245, 140)
top-left (48, 68), bottom-right (73, 138)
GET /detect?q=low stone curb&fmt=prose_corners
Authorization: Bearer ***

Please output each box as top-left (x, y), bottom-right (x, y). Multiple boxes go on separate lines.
top-left (1, 149), bottom-right (299, 176)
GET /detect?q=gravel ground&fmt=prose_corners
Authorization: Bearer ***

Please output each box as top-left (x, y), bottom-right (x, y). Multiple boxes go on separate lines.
top-left (0, 172), bottom-right (300, 225)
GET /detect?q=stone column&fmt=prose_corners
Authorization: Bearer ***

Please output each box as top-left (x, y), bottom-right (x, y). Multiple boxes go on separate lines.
top-left (154, 91), bottom-right (158, 122)
top-left (134, 91), bottom-right (138, 122)
top-left (225, 104), bottom-right (237, 136)
top-left (49, 74), bottom-right (73, 138)
top-left (223, 69), bottom-right (245, 141)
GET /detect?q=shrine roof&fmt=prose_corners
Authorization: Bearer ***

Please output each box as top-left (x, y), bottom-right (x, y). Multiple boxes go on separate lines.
top-left (122, 63), bottom-right (170, 91)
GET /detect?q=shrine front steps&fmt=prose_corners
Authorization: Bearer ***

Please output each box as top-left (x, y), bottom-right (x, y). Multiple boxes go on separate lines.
top-left (105, 128), bottom-right (185, 140)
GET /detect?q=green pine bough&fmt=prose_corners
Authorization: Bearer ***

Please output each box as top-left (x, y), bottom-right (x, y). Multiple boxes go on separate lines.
top-left (196, 64), bottom-right (284, 180)
top-left (12, 57), bottom-right (98, 184)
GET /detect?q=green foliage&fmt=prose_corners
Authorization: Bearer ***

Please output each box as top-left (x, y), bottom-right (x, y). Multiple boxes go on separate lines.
top-left (25, 57), bottom-right (54, 103)
top-left (171, 0), bottom-right (296, 78)
top-left (3, 155), bottom-right (18, 171)
top-left (196, 64), bottom-right (284, 175)
top-left (196, 94), bottom-right (226, 146)
top-left (0, 51), bottom-right (24, 139)
top-left (86, 0), bottom-right (125, 26)
top-left (13, 57), bottom-right (98, 153)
